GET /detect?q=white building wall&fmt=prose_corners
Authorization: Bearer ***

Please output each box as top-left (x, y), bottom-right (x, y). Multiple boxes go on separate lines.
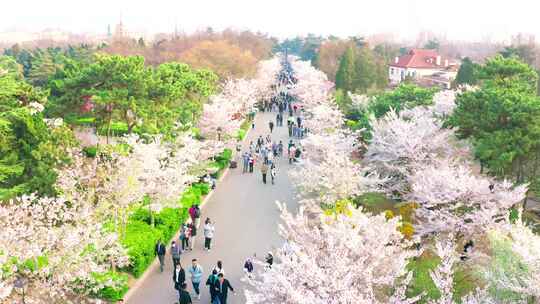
top-left (388, 66), bottom-right (444, 84)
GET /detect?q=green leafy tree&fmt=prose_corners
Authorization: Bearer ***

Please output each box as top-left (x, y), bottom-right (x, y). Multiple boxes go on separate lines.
top-left (454, 57), bottom-right (478, 86)
top-left (369, 84), bottom-right (436, 118)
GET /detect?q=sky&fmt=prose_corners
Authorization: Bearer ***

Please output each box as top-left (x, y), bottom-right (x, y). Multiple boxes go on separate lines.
top-left (2, 0), bottom-right (540, 42)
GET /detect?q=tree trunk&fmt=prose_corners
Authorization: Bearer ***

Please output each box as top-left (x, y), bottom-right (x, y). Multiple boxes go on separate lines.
top-left (106, 113), bottom-right (112, 144)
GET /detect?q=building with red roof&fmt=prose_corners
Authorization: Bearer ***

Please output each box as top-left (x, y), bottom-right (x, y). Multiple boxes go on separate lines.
top-left (389, 49), bottom-right (459, 88)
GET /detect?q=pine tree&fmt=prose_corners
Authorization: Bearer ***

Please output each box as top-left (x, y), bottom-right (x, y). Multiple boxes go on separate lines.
top-left (454, 57), bottom-right (477, 85)
top-left (335, 46), bottom-right (357, 93)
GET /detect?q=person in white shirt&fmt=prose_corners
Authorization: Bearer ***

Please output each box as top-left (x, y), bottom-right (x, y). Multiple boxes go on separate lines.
top-left (203, 218), bottom-right (215, 251)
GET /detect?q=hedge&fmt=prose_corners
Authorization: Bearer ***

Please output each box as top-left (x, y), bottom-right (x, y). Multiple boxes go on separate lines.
top-left (120, 220), bottom-right (163, 277)
top-left (121, 184), bottom-right (207, 277)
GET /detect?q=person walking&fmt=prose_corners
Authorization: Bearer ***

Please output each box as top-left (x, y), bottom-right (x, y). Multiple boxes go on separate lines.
top-left (178, 283), bottom-right (192, 304)
top-left (188, 222), bottom-right (197, 251)
top-left (248, 154), bottom-right (254, 173)
top-left (173, 263), bottom-right (186, 293)
top-left (243, 258), bottom-right (254, 279)
top-left (276, 113), bottom-right (280, 127)
top-left (242, 152), bottom-right (249, 173)
top-left (171, 241), bottom-right (181, 267)
top-left (278, 141), bottom-right (283, 157)
top-left (189, 204), bottom-right (201, 229)
top-left (213, 260), bottom-right (225, 275)
top-left (265, 252), bottom-right (274, 269)
top-left (205, 269), bottom-right (219, 304)
top-left (180, 224), bottom-right (191, 251)
top-left (214, 273), bottom-right (235, 304)
top-left (270, 164), bottom-right (277, 185)
top-left (203, 218), bottom-right (215, 251)
top-left (269, 121), bottom-right (274, 133)
top-left (260, 162), bottom-right (269, 184)
top-left (155, 239), bottom-right (166, 272)
top-left (289, 146), bottom-right (296, 164)
top-left (297, 116), bottom-right (302, 128)
top-left (189, 259), bottom-right (203, 300)
top-left (287, 122), bottom-right (293, 137)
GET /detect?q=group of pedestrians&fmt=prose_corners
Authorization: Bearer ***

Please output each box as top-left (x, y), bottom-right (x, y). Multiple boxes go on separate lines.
top-left (153, 201), bottom-right (269, 304)
top-left (241, 135), bottom-right (280, 185)
top-left (150, 96), bottom-right (304, 304)
top-left (172, 258), bottom-right (235, 304)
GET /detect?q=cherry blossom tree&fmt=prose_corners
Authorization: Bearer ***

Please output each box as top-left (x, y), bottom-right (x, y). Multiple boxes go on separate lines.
top-left (299, 131), bottom-right (358, 164)
top-left (365, 108), bottom-right (459, 195)
top-left (290, 59), bottom-right (335, 111)
top-left (198, 95), bottom-right (243, 140)
top-left (302, 103), bottom-right (344, 135)
top-left (124, 134), bottom-right (199, 214)
top-left (289, 151), bottom-right (383, 206)
top-left (199, 57), bottom-right (281, 141)
top-left (482, 220), bottom-right (540, 302)
top-left (428, 238), bottom-right (494, 304)
top-left (407, 159), bottom-right (527, 237)
top-left (245, 202), bottom-right (420, 304)
top-left (0, 194), bottom-right (129, 303)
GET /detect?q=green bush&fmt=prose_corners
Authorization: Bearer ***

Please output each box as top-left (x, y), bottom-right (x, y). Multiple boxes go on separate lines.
top-left (97, 122), bottom-right (129, 136)
top-left (237, 129), bottom-right (247, 140)
top-left (213, 148), bottom-right (232, 170)
top-left (121, 220), bottom-right (163, 277)
top-left (82, 146), bottom-right (98, 158)
top-left (192, 182), bottom-right (210, 195)
top-left (91, 271), bottom-right (129, 301)
top-left (406, 251), bottom-right (475, 303)
top-left (180, 186), bottom-right (202, 208)
top-left (156, 208), bottom-right (183, 242)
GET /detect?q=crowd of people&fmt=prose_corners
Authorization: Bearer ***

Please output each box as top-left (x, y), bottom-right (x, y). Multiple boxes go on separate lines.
top-left (153, 201), bottom-right (274, 304)
top-left (240, 99), bottom-right (305, 186)
top-left (148, 94), bottom-right (303, 304)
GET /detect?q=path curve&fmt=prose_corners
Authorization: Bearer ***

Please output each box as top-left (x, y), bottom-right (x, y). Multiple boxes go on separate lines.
top-left (127, 111), bottom-right (298, 304)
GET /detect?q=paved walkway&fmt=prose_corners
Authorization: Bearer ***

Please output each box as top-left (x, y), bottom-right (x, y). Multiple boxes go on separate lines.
top-left (127, 111), bottom-right (298, 304)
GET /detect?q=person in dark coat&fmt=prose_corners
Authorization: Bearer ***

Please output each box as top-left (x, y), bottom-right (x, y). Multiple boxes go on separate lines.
top-left (173, 263), bottom-right (186, 292)
top-left (178, 283), bottom-right (192, 304)
top-left (155, 239), bottom-right (166, 272)
top-left (243, 258), bottom-right (254, 278)
top-left (205, 269), bottom-right (219, 303)
top-left (214, 273), bottom-right (235, 304)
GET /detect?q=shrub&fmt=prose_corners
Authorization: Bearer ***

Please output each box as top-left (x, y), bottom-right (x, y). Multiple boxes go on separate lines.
top-left (180, 186), bottom-right (202, 209)
top-left (156, 208), bottom-right (183, 242)
top-left (91, 271), bottom-right (129, 301)
top-left (192, 182), bottom-right (210, 195)
top-left (121, 220), bottom-right (163, 277)
top-left (237, 129), bottom-right (247, 140)
top-left (82, 146), bottom-right (98, 158)
top-left (398, 221), bottom-right (415, 239)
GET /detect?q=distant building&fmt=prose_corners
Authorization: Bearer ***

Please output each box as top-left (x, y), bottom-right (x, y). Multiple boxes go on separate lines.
top-left (388, 49), bottom-right (459, 89)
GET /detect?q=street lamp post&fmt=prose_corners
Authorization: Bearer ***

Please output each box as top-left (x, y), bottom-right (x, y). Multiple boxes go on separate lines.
top-left (14, 277), bottom-right (27, 304)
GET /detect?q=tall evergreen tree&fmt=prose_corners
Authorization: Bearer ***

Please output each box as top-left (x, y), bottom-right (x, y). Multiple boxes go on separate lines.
top-left (455, 57), bottom-right (477, 86)
top-left (335, 46), bottom-right (356, 93)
